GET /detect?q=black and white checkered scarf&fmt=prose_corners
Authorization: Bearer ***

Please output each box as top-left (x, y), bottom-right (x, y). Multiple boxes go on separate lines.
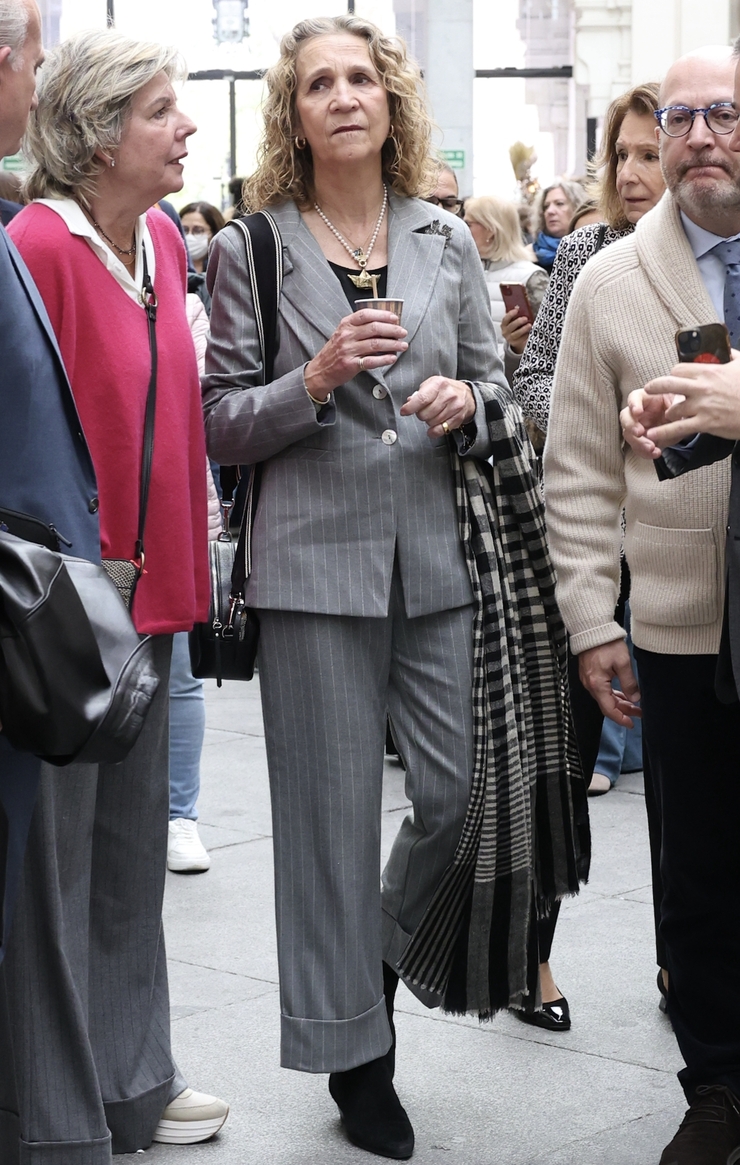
top-left (398, 387), bottom-right (590, 1018)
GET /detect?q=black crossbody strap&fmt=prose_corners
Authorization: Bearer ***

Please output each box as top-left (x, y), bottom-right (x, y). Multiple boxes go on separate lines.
top-left (226, 211), bottom-right (283, 593)
top-left (135, 246), bottom-right (158, 572)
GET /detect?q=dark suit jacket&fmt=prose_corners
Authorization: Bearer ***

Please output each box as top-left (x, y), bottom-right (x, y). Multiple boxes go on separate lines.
top-left (0, 224), bottom-right (100, 961)
top-left (658, 435), bottom-right (739, 700)
top-left (0, 198), bottom-right (21, 226)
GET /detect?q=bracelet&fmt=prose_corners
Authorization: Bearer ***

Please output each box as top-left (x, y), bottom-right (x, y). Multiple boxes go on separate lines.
top-left (306, 387), bottom-right (332, 407)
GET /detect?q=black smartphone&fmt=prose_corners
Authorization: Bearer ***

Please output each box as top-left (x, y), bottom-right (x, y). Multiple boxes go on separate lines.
top-left (675, 323), bottom-right (732, 364)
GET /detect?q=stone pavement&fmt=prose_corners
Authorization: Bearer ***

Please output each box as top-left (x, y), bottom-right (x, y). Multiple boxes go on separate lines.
top-left (126, 677), bottom-right (686, 1165)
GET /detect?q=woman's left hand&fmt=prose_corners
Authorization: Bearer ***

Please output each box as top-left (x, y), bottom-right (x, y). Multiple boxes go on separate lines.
top-left (400, 376), bottom-right (476, 438)
top-left (501, 307), bottom-right (531, 355)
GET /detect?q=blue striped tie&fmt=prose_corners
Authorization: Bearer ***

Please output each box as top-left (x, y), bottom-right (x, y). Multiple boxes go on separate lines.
top-left (712, 238), bottom-right (740, 349)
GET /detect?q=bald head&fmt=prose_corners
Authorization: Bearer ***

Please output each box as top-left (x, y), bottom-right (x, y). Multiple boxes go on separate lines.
top-left (660, 46), bottom-right (736, 107)
top-left (656, 43), bottom-right (740, 237)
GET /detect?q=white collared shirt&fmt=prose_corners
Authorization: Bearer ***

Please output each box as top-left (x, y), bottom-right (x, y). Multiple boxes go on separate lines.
top-left (35, 197), bottom-right (156, 307)
top-left (680, 209), bottom-right (740, 318)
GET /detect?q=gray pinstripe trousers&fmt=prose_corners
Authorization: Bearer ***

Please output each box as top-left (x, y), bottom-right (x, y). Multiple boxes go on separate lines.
top-left (0, 636), bottom-right (185, 1164)
top-left (257, 572), bottom-right (474, 1073)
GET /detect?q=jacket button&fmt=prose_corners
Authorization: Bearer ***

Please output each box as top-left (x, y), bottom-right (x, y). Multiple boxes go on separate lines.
top-left (88, 496), bottom-right (99, 513)
top-left (373, 385), bottom-right (388, 400)
top-left (381, 429), bottom-right (397, 445)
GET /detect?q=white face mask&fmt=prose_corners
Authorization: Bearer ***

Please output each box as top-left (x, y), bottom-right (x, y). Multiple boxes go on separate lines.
top-left (186, 232), bottom-right (209, 262)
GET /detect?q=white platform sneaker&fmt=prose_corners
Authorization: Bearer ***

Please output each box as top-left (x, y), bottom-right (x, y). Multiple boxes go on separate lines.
top-left (153, 1088), bottom-right (229, 1144)
top-left (167, 818), bottom-right (211, 873)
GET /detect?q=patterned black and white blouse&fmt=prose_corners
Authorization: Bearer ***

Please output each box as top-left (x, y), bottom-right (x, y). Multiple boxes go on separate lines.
top-left (512, 222), bottom-right (633, 433)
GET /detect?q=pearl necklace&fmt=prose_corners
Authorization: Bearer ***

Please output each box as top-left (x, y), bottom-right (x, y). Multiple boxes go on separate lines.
top-left (314, 185), bottom-right (388, 290)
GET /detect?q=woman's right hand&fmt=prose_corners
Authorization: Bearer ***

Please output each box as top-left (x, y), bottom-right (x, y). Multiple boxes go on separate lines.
top-left (304, 308), bottom-right (408, 400)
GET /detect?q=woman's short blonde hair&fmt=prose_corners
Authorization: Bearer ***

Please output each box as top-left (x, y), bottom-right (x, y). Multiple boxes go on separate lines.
top-left (242, 15), bottom-right (437, 211)
top-left (464, 195), bottom-right (528, 263)
top-left (532, 178), bottom-right (587, 236)
top-left (591, 81), bottom-right (661, 230)
top-left (24, 28), bottom-right (185, 205)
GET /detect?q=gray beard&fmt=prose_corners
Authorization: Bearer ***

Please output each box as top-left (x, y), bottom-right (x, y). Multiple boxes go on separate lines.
top-left (668, 169), bottom-right (740, 220)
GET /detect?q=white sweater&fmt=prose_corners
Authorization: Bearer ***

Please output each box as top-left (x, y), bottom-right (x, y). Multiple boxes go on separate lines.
top-left (544, 192), bottom-right (730, 657)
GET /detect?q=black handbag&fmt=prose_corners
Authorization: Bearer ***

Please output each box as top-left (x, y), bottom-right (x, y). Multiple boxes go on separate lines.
top-left (189, 211), bottom-right (282, 686)
top-left (0, 529), bottom-right (159, 766)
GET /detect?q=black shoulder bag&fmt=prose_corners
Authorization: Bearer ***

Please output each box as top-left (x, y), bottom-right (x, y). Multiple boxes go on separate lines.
top-left (189, 210), bottom-right (283, 686)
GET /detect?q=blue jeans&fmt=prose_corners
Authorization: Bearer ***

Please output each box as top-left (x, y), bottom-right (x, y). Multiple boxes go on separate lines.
top-left (168, 631), bottom-right (205, 820)
top-left (594, 603), bottom-right (643, 785)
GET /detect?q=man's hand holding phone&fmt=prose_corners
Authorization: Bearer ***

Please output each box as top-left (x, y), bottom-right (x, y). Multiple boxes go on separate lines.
top-left (622, 353), bottom-right (740, 454)
top-left (621, 323), bottom-right (740, 455)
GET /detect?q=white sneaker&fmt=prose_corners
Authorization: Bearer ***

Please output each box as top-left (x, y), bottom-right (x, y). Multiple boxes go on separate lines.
top-left (153, 1088), bottom-right (229, 1144)
top-left (167, 819), bottom-right (211, 873)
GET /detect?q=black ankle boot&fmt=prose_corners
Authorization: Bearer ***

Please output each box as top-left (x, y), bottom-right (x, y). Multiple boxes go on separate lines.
top-left (329, 1056), bottom-right (414, 1160)
top-left (382, 962), bottom-right (399, 1078)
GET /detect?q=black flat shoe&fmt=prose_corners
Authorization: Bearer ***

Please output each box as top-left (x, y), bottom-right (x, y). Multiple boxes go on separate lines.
top-left (515, 994), bottom-right (571, 1032)
top-left (329, 1057), bottom-right (414, 1160)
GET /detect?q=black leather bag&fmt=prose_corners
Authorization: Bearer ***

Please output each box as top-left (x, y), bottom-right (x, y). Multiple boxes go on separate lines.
top-left (0, 531), bottom-right (159, 766)
top-left (189, 211), bottom-right (282, 686)
top-left (189, 466), bottom-right (260, 685)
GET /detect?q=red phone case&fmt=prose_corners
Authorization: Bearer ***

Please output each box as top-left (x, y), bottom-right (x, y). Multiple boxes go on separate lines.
top-left (500, 282), bottom-right (534, 326)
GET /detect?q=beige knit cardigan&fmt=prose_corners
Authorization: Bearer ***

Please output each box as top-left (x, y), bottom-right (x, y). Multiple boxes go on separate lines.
top-left (543, 191), bottom-right (730, 657)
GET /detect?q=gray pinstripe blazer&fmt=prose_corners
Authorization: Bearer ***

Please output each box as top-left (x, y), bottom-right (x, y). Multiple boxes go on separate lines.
top-left (202, 191), bottom-right (507, 618)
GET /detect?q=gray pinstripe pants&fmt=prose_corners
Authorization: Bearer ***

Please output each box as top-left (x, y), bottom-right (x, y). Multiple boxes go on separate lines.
top-left (0, 635), bottom-right (185, 1164)
top-left (257, 572), bottom-right (474, 1073)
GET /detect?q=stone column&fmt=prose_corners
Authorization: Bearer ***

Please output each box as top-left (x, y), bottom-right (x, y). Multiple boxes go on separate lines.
top-left (423, 0), bottom-right (474, 195)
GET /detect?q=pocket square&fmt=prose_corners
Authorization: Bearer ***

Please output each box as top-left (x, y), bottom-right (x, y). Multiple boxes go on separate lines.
top-left (415, 220), bottom-right (454, 247)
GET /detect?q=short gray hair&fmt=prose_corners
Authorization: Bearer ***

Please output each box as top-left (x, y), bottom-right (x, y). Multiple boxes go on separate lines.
top-left (24, 28), bottom-right (185, 204)
top-left (0, 0), bottom-right (30, 67)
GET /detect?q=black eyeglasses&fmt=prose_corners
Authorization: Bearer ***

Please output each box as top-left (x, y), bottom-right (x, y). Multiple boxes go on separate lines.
top-left (424, 195), bottom-right (463, 213)
top-left (654, 103), bottom-right (739, 137)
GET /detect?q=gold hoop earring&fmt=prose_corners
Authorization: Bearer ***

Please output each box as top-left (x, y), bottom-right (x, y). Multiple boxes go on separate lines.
top-left (295, 136), bottom-right (307, 150)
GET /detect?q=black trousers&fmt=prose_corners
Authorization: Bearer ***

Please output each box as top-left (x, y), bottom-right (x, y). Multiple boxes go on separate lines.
top-left (634, 648), bottom-right (740, 1101)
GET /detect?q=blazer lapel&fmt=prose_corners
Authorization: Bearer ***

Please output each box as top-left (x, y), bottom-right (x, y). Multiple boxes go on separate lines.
top-left (1, 226), bottom-right (68, 370)
top-left (386, 192), bottom-right (449, 348)
top-left (634, 191), bottom-right (718, 327)
top-left (277, 202), bottom-right (360, 345)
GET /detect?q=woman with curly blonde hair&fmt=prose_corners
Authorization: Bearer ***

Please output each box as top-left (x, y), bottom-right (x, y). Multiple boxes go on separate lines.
top-left (203, 13), bottom-right (514, 1159)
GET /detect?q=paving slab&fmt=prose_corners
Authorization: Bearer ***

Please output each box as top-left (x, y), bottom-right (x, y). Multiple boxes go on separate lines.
top-left (128, 677), bottom-right (689, 1165)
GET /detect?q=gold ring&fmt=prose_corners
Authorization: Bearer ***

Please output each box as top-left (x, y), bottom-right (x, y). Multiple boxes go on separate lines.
top-left (442, 421), bottom-right (450, 434)
top-left (357, 355), bottom-right (365, 372)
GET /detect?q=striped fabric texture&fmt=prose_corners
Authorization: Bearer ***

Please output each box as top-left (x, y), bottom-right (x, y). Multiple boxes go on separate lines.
top-left (399, 387), bottom-right (590, 1017)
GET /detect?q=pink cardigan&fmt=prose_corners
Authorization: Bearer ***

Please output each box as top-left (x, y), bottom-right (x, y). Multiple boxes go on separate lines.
top-left (10, 204), bottom-right (209, 635)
